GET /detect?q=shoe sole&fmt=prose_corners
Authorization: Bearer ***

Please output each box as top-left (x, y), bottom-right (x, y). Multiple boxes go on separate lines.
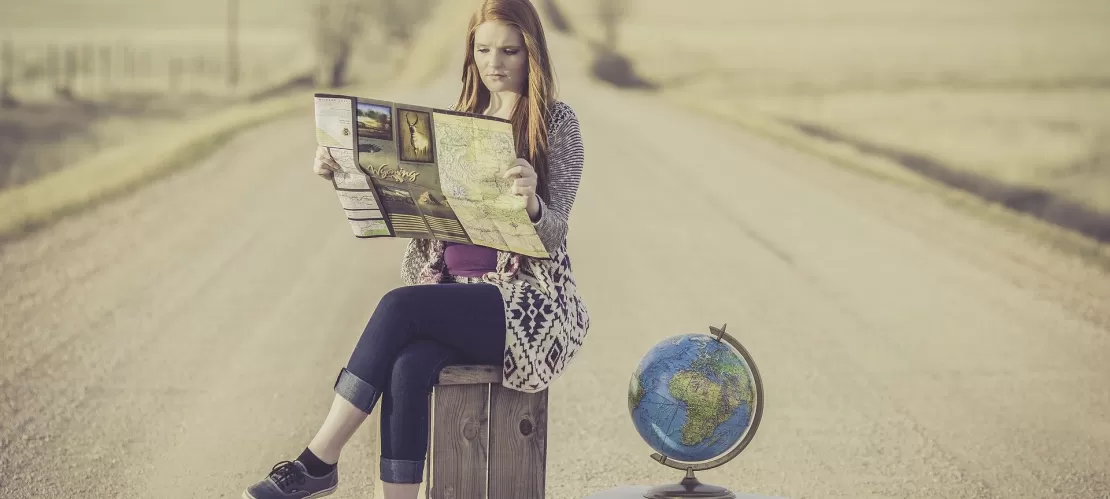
top-left (241, 484), bottom-right (337, 499)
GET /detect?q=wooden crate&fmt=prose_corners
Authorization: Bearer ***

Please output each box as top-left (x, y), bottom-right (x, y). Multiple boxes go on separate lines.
top-left (426, 365), bottom-right (549, 499)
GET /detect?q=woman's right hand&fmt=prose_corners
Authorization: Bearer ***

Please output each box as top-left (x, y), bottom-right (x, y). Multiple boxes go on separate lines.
top-left (313, 146), bottom-right (341, 180)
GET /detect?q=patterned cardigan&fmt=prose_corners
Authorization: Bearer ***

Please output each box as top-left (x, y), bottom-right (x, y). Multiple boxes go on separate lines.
top-left (400, 101), bottom-right (590, 393)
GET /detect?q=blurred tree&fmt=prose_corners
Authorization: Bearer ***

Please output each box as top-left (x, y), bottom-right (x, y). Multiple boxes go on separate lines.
top-left (311, 0), bottom-right (366, 88)
top-left (598, 0), bottom-right (629, 49)
top-left (372, 0), bottom-right (434, 50)
top-left (540, 0), bottom-right (574, 34)
top-left (310, 0), bottom-right (436, 89)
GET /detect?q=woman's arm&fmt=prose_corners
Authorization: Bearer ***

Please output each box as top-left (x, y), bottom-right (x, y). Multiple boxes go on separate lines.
top-left (531, 103), bottom-right (585, 255)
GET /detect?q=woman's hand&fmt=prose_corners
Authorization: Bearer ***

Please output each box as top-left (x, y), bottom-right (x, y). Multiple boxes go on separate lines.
top-left (503, 157), bottom-right (541, 220)
top-left (313, 146), bottom-right (341, 180)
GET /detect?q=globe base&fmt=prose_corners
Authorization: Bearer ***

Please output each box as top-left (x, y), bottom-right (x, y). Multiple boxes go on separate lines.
top-left (643, 473), bottom-right (736, 499)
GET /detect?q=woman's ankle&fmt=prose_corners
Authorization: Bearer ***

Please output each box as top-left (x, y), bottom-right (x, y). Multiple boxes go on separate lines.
top-left (298, 447), bottom-right (338, 477)
top-left (382, 482), bottom-right (421, 499)
top-left (305, 442), bottom-right (340, 466)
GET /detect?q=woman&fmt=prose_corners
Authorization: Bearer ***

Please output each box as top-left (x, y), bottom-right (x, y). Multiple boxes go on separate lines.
top-left (242, 1), bottom-right (588, 498)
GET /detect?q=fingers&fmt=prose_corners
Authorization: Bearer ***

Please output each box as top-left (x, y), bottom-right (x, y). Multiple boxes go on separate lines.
top-left (316, 148), bottom-right (341, 170)
top-left (313, 147), bottom-right (342, 179)
top-left (505, 158), bottom-right (537, 197)
top-left (502, 163), bottom-right (536, 180)
top-left (511, 176), bottom-right (536, 196)
top-left (315, 163), bottom-right (334, 179)
top-left (314, 162), bottom-right (338, 177)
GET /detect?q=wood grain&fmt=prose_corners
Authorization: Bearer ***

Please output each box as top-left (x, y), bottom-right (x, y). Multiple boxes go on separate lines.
top-left (438, 364), bottom-right (502, 385)
top-left (487, 386), bottom-right (549, 499)
top-left (430, 383), bottom-right (490, 499)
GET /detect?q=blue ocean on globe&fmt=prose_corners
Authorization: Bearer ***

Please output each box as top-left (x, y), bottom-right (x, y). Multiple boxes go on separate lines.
top-left (628, 333), bottom-right (756, 463)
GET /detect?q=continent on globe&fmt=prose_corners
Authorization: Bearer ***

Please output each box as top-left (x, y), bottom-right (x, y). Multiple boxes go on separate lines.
top-left (669, 370), bottom-right (733, 446)
top-left (696, 345), bottom-right (754, 418)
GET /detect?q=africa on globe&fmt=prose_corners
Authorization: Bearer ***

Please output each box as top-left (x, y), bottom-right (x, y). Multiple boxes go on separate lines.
top-left (627, 324), bottom-right (764, 498)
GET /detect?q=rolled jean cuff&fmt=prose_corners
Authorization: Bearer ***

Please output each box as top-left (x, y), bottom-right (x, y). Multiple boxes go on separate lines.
top-left (380, 457), bottom-right (425, 484)
top-left (333, 367), bottom-right (381, 414)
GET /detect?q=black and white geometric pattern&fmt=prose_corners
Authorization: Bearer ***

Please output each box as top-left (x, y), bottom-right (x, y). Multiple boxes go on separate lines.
top-left (399, 101), bottom-right (590, 393)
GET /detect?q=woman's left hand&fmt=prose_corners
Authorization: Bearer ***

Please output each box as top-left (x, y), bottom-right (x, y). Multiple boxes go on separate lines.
top-left (503, 158), bottom-right (538, 200)
top-left (504, 157), bottom-right (541, 220)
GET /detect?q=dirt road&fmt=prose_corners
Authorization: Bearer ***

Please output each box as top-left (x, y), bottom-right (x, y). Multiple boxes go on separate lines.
top-left (2, 31), bottom-right (1109, 499)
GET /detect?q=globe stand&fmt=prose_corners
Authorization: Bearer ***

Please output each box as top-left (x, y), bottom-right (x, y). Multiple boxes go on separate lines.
top-left (643, 467), bottom-right (736, 499)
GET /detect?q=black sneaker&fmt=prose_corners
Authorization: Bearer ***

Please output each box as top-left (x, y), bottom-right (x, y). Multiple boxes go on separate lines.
top-left (242, 460), bottom-right (338, 499)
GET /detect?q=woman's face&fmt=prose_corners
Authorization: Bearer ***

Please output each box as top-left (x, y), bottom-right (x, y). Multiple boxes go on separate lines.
top-left (473, 20), bottom-right (528, 94)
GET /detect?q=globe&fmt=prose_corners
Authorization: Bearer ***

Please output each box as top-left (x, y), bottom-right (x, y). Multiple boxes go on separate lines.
top-left (627, 324), bottom-right (763, 497)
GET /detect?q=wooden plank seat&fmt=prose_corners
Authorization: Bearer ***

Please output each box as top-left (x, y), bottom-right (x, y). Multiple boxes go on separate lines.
top-left (426, 365), bottom-right (549, 499)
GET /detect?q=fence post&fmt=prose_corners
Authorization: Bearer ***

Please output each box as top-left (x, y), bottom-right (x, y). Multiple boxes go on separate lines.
top-left (80, 44), bottom-right (94, 95)
top-left (0, 39), bottom-right (15, 107)
top-left (46, 44), bottom-right (60, 96)
top-left (169, 56), bottom-right (181, 93)
top-left (59, 46), bottom-right (77, 99)
top-left (98, 45), bottom-right (111, 93)
top-left (124, 43), bottom-right (135, 82)
top-left (227, 0), bottom-right (240, 90)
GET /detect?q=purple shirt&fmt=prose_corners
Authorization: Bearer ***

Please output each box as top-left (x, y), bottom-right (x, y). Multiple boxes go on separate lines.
top-left (444, 242), bottom-right (499, 277)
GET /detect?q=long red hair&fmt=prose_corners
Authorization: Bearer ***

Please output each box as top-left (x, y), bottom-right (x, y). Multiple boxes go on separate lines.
top-left (454, 0), bottom-right (557, 200)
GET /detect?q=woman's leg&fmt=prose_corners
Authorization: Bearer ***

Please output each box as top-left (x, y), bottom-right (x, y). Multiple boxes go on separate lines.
top-left (378, 340), bottom-right (464, 499)
top-left (244, 283), bottom-right (505, 499)
top-left (379, 340), bottom-right (459, 485)
top-left (310, 283), bottom-right (505, 461)
top-left (378, 337), bottom-right (503, 491)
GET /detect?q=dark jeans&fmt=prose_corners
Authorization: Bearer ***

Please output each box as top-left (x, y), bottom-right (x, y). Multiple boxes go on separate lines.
top-left (332, 282), bottom-right (506, 484)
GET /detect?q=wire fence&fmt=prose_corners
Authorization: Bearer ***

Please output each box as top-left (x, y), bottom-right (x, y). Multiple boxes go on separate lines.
top-left (0, 38), bottom-right (309, 106)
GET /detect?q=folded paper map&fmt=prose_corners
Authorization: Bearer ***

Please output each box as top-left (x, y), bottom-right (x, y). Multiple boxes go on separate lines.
top-left (313, 93), bottom-right (549, 259)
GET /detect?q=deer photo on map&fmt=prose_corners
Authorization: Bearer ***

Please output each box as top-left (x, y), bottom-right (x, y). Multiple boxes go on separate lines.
top-left (398, 109), bottom-right (434, 163)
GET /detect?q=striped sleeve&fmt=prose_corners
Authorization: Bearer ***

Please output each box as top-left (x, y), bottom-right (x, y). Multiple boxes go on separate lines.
top-left (532, 102), bottom-right (585, 255)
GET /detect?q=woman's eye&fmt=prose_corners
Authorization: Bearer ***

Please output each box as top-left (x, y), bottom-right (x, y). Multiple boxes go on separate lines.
top-left (504, 49), bottom-right (519, 55)
top-left (477, 48), bottom-right (489, 53)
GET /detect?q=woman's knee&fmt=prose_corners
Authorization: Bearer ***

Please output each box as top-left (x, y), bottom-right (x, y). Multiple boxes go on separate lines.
top-left (375, 286), bottom-right (421, 317)
top-left (389, 341), bottom-right (457, 394)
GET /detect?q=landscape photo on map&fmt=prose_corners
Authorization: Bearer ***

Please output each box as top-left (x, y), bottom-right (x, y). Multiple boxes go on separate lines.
top-left (397, 108), bottom-right (436, 164)
top-left (355, 100), bottom-right (393, 141)
top-left (376, 182), bottom-right (432, 238)
top-left (409, 185), bottom-right (470, 244)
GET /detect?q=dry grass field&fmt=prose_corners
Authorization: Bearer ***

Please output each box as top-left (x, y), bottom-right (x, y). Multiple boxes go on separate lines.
top-left (554, 0), bottom-right (1110, 241)
top-left (0, 0), bottom-right (437, 195)
top-left (0, 0), bottom-right (317, 191)
top-left (0, 0), bottom-right (465, 242)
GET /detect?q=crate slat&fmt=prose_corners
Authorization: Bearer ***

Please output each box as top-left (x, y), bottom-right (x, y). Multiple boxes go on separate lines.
top-left (439, 365), bottom-right (502, 385)
top-left (430, 383), bottom-right (490, 499)
top-left (487, 385), bottom-right (548, 499)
